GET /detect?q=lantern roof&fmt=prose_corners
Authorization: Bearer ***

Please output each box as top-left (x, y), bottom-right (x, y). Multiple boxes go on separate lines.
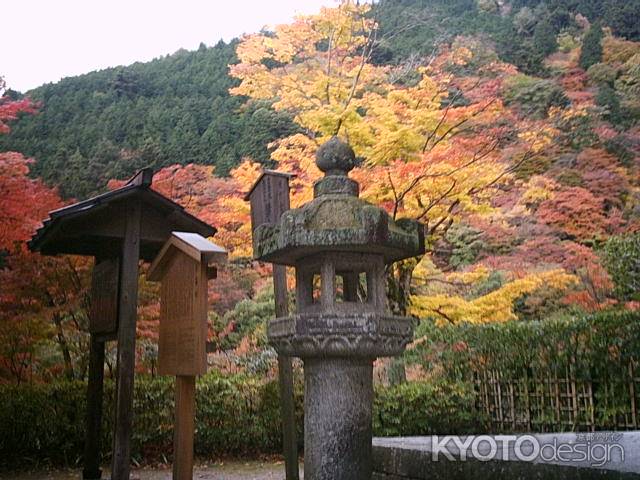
top-left (252, 137), bottom-right (425, 265)
top-left (29, 168), bottom-right (216, 261)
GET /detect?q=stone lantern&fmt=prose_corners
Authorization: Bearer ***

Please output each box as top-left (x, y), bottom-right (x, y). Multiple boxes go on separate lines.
top-left (251, 137), bottom-right (425, 480)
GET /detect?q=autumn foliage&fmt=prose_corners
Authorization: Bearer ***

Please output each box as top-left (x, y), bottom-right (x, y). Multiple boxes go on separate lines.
top-left (1, 1), bottom-right (640, 382)
top-left (0, 88), bottom-right (93, 383)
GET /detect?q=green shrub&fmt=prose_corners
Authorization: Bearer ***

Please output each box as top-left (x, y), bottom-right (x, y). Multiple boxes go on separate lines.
top-left (601, 233), bottom-right (640, 301)
top-left (407, 310), bottom-right (640, 431)
top-left (557, 32), bottom-right (579, 53)
top-left (0, 381), bottom-right (88, 467)
top-left (211, 289), bottom-right (275, 351)
top-left (373, 380), bottom-right (483, 436)
top-left (587, 63), bottom-right (618, 86)
top-left (0, 372), bottom-right (298, 469)
top-left (614, 53), bottom-right (640, 118)
top-left (0, 370), bottom-right (483, 468)
top-left (604, 135), bottom-right (635, 167)
top-left (595, 84), bottom-right (623, 124)
top-left (409, 309), bottom-right (640, 380)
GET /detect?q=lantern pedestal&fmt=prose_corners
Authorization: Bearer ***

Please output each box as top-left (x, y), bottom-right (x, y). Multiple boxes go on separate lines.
top-left (269, 311), bottom-right (413, 480)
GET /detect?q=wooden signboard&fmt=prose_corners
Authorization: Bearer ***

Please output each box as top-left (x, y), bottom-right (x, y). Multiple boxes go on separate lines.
top-left (245, 170), bottom-right (294, 233)
top-left (148, 232), bottom-right (227, 480)
top-left (157, 254), bottom-right (208, 376)
top-left (29, 168), bottom-right (218, 480)
top-left (89, 257), bottom-right (119, 335)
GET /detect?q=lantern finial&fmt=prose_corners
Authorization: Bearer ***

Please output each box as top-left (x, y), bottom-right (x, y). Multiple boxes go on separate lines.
top-left (315, 136), bottom-right (357, 176)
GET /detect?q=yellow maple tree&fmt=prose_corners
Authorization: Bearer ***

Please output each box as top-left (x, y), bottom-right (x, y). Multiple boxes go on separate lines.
top-left (229, 1), bottom-right (555, 313)
top-left (410, 265), bottom-right (577, 324)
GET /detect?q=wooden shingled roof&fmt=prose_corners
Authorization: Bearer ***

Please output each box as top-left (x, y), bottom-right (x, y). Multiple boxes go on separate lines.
top-left (29, 168), bottom-right (216, 261)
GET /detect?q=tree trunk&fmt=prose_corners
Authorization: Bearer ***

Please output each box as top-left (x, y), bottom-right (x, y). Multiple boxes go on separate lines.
top-left (385, 257), bottom-right (419, 385)
top-left (387, 258), bottom-right (418, 316)
top-left (53, 312), bottom-right (74, 380)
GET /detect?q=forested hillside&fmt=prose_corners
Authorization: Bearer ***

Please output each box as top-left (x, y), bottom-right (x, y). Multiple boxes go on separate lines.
top-left (375, 0), bottom-right (640, 71)
top-left (0, 41), bottom-right (299, 197)
top-left (1, 0), bottom-right (639, 198)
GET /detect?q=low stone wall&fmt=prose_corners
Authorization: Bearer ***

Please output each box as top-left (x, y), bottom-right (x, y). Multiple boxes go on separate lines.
top-left (372, 433), bottom-right (640, 479)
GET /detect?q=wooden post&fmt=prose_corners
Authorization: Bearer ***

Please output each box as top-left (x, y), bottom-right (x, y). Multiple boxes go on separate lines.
top-left (588, 379), bottom-right (595, 431)
top-left (629, 360), bottom-right (637, 428)
top-left (111, 201), bottom-right (142, 480)
top-left (83, 336), bottom-right (105, 480)
top-left (496, 371), bottom-right (504, 431)
top-left (274, 264), bottom-right (299, 480)
top-left (523, 370), bottom-right (531, 431)
top-left (245, 170), bottom-right (298, 480)
top-left (147, 233), bottom-right (226, 480)
top-left (570, 360), bottom-right (578, 430)
top-left (554, 372), bottom-right (561, 430)
top-left (509, 380), bottom-right (516, 430)
top-left (173, 376), bottom-right (196, 480)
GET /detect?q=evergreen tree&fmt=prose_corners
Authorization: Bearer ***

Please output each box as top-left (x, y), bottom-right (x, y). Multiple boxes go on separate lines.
top-left (596, 83), bottom-right (623, 125)
top-left (533, 18), bottom-right (558, 57)
top-left (580, 23), bottom-right (604, 70)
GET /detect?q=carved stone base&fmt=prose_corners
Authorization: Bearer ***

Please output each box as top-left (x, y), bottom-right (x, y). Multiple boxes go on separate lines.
top-left (267, 312), bottom-right (414, 358)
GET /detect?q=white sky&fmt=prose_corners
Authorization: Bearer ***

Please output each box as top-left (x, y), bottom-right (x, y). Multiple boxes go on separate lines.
top-left (2, 0), bottom-right (337, 92)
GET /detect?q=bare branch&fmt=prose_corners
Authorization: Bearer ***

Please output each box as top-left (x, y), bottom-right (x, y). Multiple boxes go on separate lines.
top-left (387, 169), bottom-right (400, 220)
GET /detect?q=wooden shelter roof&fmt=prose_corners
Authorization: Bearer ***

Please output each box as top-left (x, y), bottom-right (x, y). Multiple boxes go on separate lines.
top-left (29, 168), bottom-right (216, 261)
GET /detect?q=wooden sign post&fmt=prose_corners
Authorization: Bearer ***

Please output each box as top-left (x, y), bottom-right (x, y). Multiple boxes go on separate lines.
top-left (82, 256), bottom-right (120, 480)
top-left (244, 170), bottom-right (299, 480)
top-left (29, 169), bottom-right (216, 480)
top-left (148, 232), bottom-right (227, 480)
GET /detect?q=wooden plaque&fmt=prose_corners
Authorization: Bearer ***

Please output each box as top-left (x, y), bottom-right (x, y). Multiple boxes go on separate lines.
top-left (157, 254), bottom-right (208, 376)
top-left (248, 174), bottom-right (291, 234)
top-left (89, 257), bottom-right (119, 335)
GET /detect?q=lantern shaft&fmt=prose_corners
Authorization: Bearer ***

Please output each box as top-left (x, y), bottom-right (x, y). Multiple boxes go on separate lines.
top-left (304, 357), bottom-right (373, 480)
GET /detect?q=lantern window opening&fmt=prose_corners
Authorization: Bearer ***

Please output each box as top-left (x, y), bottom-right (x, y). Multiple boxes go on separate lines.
top-left (335, 270), bottom-right (369, 304)
top-left (335, 274), bottom-right (345, 303)
top-left (312, 274), bottom-right (322, 304)
top-left (293, 252), bottom-right (391, 313)
top-left (358, 271), bottom-right (369, 303)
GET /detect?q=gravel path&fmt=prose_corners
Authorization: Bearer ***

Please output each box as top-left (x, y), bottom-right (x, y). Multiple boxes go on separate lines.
top-left (1, 461), bottom-right (303, 480)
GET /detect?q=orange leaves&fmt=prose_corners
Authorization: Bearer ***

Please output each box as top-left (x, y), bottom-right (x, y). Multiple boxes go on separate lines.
top-left (0, 96), bottom-right (37, 134)
top-left (137, 162), bottom-right (250, 258)
top-left (0, 152), bottom-right (63, 251)
top-left (537, 186), bottom-right (623, 241)
top-left (0, 94), bottom-right (58, 250)
top-left (269, 134), bottom-right (321, 206)
top-left (505, 144), bottom-right (633, 254)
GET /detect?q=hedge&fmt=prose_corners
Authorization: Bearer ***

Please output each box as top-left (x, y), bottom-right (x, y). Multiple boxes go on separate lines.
top-left (407, 309), bottom-right (640, 431)
top-left (0, 372), bottom-right (477, 468)
top-left (409, 309), bottom-right (640, 380)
